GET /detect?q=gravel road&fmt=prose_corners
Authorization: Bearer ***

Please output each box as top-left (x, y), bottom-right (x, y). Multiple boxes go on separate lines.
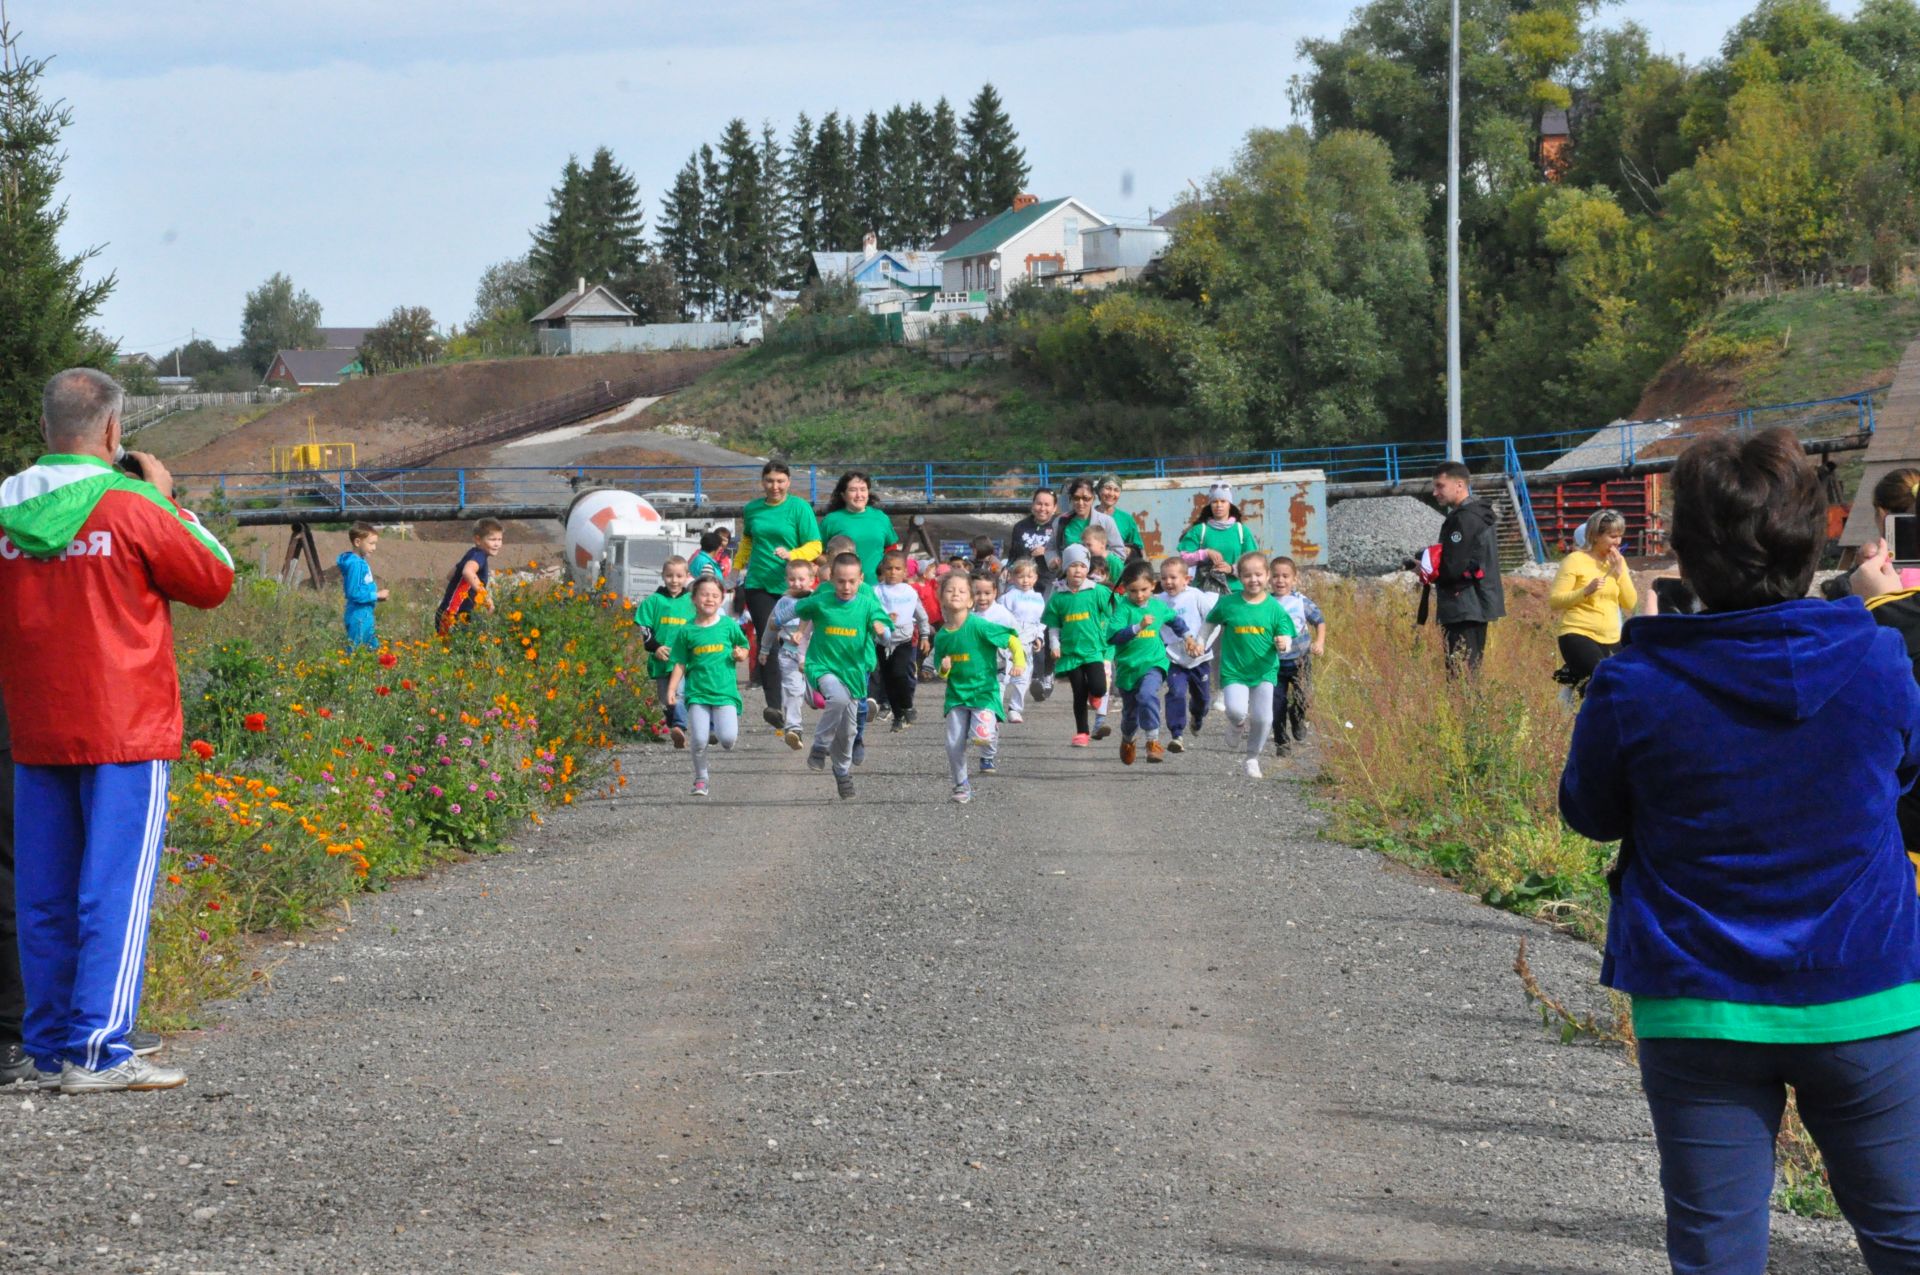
top-left (3, 696), bottom-right (1862, 1273)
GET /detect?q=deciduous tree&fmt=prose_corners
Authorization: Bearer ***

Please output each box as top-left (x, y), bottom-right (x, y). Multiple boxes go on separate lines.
top-left (239, 272), bottom-right (322, 376)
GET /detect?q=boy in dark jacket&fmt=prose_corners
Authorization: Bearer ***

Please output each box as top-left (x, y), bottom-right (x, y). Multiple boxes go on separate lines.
top-left (1429, 462), bottom-right (1505, 673)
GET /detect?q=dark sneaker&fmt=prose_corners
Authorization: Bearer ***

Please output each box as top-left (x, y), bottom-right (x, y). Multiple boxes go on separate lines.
top-left (836, 773), bottom-right (856, 800)
top-left (851, 740), bottom-right (866, 767)
top-left (904, 706), bottom-right (918, 725)
top-left (670, 726), bottom-right (687, 749)
top-left (1274, 737), bottom-right (1292, 759)
top-left (1093, 719), bottom-right (1112, 741)
top-left (979, 758), bottom-right (996, 773)
top-left (807, 747), bottom-right (828, 772)
top-left (38, 1065), bottom-right (66, 1093)
top-left (1, 1042), bottom-right (36, 1085)
top-left (1031, 682), bottom-right (1051, 703)
top-left (762, 706), bottom-right (784, 729)
top-left (129, 1029), bottom-right (163, 1058)
top-left (889, 716), bottom-right (906, 733)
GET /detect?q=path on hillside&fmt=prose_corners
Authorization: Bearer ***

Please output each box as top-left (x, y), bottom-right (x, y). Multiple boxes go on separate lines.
top-left (3, 698), bottom-right (1860, 1273)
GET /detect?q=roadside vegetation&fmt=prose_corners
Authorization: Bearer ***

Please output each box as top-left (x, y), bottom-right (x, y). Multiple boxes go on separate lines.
top-left (144, 573), bottom-right (664, 1027)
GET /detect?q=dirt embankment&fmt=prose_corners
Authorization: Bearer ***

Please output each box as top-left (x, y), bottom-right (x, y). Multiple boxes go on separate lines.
top-left (173, 350), bottom-right (736, 475)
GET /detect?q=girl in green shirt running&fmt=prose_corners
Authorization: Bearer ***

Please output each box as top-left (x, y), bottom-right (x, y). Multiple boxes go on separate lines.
top-left (1041, 545), bottom-right (1115, 746)
top-left (665, 577), bottom-right (751, 798)
top-left (1107, 561), bottom-right (1201, 766)
top-left (1177, 482), bottom-right (1260, 593)
top-left (933, 572), bottom-right (1026, 804)
top-left (1197, 551), bottom-right (1296, 780)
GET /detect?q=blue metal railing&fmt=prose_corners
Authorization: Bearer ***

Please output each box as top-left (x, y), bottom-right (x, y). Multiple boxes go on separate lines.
top-left (179, 387), bottom-right (1885, 526)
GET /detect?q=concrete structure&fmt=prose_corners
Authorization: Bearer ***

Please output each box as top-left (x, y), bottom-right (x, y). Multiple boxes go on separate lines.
top-left (538, 322), bottom-right (745, 356)
top-left (528, 280), bottom-right (639, 331)
top-left (1121, 471), bottom-right (1327, 567)
top-left (937, 194), bottom-right (1111, 302)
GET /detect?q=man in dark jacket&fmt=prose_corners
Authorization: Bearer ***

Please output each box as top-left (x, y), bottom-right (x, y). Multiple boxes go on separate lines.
top-left (1430, 462), bottom-right (1506, 673)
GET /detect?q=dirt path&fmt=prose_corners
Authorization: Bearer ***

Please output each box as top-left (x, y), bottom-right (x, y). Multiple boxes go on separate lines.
top-left (2, 695), bottom-right (1861, 1273)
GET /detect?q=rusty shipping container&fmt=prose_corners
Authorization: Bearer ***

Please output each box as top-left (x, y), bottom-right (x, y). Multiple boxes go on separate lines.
top-left (1119, 471), bottom-right (1327, 566)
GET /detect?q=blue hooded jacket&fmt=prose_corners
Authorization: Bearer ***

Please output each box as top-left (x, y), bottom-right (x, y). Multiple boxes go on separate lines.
top-left (1561, 597), bottom-right (1920, 1005)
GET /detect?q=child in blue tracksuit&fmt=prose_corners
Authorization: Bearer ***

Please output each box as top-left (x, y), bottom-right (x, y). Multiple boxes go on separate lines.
top-left (1271, 556), bottom-right (1325, 755)
top-left (338, 522), bottom-right (388, 650)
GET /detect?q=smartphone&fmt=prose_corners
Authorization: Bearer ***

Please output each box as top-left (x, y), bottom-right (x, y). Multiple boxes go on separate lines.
top-left (1888, 513), bottom-right (1920, 567)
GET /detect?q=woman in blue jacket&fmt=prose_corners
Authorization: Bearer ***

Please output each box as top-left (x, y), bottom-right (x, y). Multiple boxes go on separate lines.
top-left (1561, 428), bottom-right (1920, 1274)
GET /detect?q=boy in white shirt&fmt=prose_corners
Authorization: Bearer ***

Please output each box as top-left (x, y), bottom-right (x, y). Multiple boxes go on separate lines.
top-left (873, 550), bottom-right (931, 731)
top-left (1158, 555), bottom-right (1219, 754)
top-left (997, 558), bottom-right (1048, 722)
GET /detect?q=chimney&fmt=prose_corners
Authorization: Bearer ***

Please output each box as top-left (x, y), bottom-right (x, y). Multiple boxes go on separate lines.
top-left (577, 277), bottom-right (587, 296)
top-left (862, 230), bottom-right (878, 260)
top-left (1011, 192), bottom-right (1037, 212)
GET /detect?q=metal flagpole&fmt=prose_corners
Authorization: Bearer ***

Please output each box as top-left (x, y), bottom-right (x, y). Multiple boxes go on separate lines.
top-left (1446, 0), bottom-right (1464, 463)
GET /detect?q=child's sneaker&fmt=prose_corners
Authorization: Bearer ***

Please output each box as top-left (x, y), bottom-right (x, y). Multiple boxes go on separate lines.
top-left (691, 781), bottom-right (708, 798)
top-left (60, 1056), bottom-right (186, 1094)
top-left (670, 725), bottom-right (687, 750)
top-left (1166, 737), bottom-right (1185, 754)
top-left (1120, 739), bottom-right (1136, 766)
top-left (807, 747), bottom-right (828, 772)
top-left (1070, 732), bottom-right (1091, 748)
top-left (1274, 736), bottom-right (1292, 758)
top-left (1032, 681), bottom-right (1052, 702)
top-left (836, 773), bottom-right (856, 799)
top-left (951, 784), bottom-right (973, 804)
top-left (979, 757), bottom-right (996, 773)
top-left (905, 706), bottom-right (918, 725)
top-left (1243, 758), bottom-right (1263, 780)
top-left (1146, 741), bottom-right (1166, 763)
top-left (852, 740), bottom-right (866, 766)
top-left (890, 716), bottom-right (906, 733)
top-left (1092, 717), bottom-right (1112, 740)
top-left (1212, 695), bottom-right (1226, 712)
top-left (784, 728), bottom-right (803, 750)
top-left (1006, 710), bottom-right (1023, 724)
top-left (762, 706), bottom-right (784, 729)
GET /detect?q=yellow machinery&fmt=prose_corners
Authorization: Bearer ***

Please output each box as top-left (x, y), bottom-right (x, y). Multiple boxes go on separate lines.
top-left (271, 418), bottom-right (356, 473)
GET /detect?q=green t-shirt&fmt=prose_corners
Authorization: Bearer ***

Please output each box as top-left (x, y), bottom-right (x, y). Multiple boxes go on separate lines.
top-left (818, 506), bottom-right (896, 579)
top-left (934, 614), bottom-right (1017, 713)
top-left (668, 616), bottom-right (749, 708)
top-left (1633, 983), bottom-right (1920, 1044)
top-left (1207, 592), bottom-right (1295, 687)
top-left (1106, 507), bottom-right (1143, 553)
top-left (634, 587), bottom-right (695, 679)
top-left (1041, 583), bottom-right (1114, 674)
top-left (1108, 596), bottom-right (1176, 692)
top-left (794, 588), bottom-right (889, 692)
top-left (1178, 520), bottom-right (1258, 592)
top-left (741, 496), bottom-right (822, 594)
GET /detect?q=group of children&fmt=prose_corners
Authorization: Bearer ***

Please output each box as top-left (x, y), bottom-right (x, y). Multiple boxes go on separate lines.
top-left (632, 482), bottom-right (1329, 803)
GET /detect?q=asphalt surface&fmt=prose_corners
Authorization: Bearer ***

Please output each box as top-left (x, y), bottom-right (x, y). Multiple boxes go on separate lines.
top-left (2, 693), bottom-right (1864, 1273)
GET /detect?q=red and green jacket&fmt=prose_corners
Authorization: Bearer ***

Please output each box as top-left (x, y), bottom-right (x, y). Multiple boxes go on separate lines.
top-left (0, 454), bottom-right (235, 765)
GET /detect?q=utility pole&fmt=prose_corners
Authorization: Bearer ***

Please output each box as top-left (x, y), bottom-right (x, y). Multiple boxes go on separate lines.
top-left (1446, 0), bottom-right (1464, 464)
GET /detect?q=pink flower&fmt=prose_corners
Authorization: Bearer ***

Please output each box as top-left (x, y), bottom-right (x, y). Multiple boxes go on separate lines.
top-left (448, 803), bottom-right (463, 815)
top-left (428, 785), bottom-right (444, 798)
top-left (467, 782), bottom-right (479, 793)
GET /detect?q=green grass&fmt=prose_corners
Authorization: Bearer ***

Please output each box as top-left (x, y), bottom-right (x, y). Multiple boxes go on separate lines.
top-left (654, 345), bottom-right (1197, 462)
top-left (131, 404), bottom-right (275, 461)
top-left (1686, 286), bottom-right (1920, 406)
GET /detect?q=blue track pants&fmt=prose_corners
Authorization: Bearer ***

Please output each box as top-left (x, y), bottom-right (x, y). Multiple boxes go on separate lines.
top-left (344, 605), bottom-right (377, 650)
top-left (14, 760), bottom-right (170, 1074)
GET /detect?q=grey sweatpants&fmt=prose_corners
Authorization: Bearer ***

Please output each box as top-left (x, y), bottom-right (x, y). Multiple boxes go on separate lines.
top-left (811, 673), bottom-right (858, 777)
top-left (776, 645), bottom-right (806, 731)
top-left (1222, 682), bottom-right (1274, 761)
top-left (945, 707), bottom-right (998, 788)
top-left (687, 703), bottom-right (738, 784)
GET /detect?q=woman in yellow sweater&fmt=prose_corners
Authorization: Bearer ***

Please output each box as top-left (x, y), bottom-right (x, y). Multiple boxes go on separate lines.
top-left (1550, 510), bottom-right (1636, 693)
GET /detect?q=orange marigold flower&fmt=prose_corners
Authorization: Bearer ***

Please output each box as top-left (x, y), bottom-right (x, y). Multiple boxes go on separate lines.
top-left (167, 873), bottom-right (182, 885)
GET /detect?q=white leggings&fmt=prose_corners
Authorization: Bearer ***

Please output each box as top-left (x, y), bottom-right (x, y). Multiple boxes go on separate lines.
top-left (687, 703), bottom-right (738, 783)
top-left (1222, 682), bottom-right (1274, 761)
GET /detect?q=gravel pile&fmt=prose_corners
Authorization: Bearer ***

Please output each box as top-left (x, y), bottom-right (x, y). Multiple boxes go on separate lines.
top-left (1326, 495), bottom-right (1445, 576)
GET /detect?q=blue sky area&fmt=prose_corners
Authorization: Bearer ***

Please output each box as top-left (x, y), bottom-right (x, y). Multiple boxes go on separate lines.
top-left (29, 1), bottom-right (1839, 356)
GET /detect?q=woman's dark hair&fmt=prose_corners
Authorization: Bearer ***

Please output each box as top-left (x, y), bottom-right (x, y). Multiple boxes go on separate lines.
top-left (1187, 499), bottom-right (1243, 529)
top-left (760, 460), bottom-right (791, 478)
top-left (826, 470), bottom-right (875, 514)
top-left (1670, 428), bottom-right (1824, 612)
top-left (1873, 467), bottom-right (1920, 516)
top-left (1118, 560), bottom-right (1157, 589)
top-left (1065, 478), bottom-right (1096, 501)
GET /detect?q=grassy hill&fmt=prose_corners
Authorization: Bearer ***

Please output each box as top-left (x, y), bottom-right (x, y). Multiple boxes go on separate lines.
top-left (644, 346), bottom-right (1200, 463)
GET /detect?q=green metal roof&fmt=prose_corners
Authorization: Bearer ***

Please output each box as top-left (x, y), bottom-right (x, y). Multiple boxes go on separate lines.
top-left (936, 198), bottom-right (1071, 261)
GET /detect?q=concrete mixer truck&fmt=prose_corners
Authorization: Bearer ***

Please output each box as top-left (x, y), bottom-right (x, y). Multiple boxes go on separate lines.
top-left (563, 488), bottom-right (718, 602)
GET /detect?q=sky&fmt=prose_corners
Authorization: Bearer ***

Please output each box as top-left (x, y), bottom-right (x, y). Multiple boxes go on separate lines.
top-left (25, 0), bottom-right (1848, 357)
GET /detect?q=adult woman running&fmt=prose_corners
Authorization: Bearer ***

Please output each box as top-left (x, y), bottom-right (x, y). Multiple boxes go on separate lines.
top-left (818, 472), bottom-right (897, 580)
top-left (1056, 479), bottom-right (1124, 561)
top-left (1177, 482), bottom-right (1259, 592)
top-left (735, 461), bottom-right (822, 722)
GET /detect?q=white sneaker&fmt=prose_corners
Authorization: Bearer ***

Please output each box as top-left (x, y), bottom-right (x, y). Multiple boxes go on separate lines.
top-left (1006, 711), bottom-right (1023, 724)
top-left (1213, 696), bottom-right (1226, 712)
top-left (61, 1056), bottom-right (186, 1094)
top-left (951, 785), bottom-right (973, 804)
top-left (1243, 758), bottom-right (1263, 780)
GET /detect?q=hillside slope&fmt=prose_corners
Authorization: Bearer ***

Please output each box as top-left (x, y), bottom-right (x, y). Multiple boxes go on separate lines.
top-left (172, 350), bottom-right (734, 474)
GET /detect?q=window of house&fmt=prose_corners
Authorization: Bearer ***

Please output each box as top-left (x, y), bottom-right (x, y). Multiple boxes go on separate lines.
top-left (1064, 216), bottom-right (1079, 249)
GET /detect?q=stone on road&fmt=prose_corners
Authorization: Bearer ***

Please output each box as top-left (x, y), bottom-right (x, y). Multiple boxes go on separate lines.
top-left (2, 697), bottom-right (1860, 1272)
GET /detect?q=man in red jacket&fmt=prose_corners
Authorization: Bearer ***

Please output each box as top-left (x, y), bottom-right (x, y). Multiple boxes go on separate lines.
top-left (0, 368), bottom-right (234, 1094)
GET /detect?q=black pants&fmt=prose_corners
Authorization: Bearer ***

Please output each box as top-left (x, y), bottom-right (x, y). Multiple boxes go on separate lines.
top-left (876, 643), bottom-right (918, 719)
top-left (1066, 663), bottom-right (1108, 735)
top-left (1277, 655), bottom-right (1311, 743)
top-left (741, 588), bottom-right (784, 710)
top-left (1442, 621), bottom-right (1487, 676)
top-left (1557, 634), bottom-right (1618, 692)
top-left (0, 753), bottom-right (20, 1044)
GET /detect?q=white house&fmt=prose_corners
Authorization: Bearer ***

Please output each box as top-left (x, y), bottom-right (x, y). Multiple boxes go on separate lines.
top-left (937, 194), bottom-right (1111, 302)
top-left (528, 280), bottom-right (638, 331)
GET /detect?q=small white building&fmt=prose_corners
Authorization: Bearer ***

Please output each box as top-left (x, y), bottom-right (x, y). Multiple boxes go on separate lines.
top-left (528, 279), bottom-right (638, 331)
top-left (937, 194), bottom-right (1111, 302)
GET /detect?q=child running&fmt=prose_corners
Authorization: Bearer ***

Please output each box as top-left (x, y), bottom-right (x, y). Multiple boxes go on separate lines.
top-left (1198, 552), bottom-right (1297, 779)
top-left (436, 518), bottom-right (503, 636)
top-left (969, 574), bottom-right (1022, 741)
top-left (1107, 561), bottom-right (1199, 765)
top-left (1158, 555), bottom-right (1218, 753)
top-left (689, 530), bottom-right (726, 583)
top-left (761, 557), bottom-right (817, 749)
top-left (665, 576), bottom-right (751, 798)
top-left (1081, 524), bottom-right (1127, 590)
top-left (337, 521), bottom-right (389, 651)
top-left (996, 558), bottom-right (1048, 723)
top-left (935, 572), bottom-right (1027, 803)
top-left (794, 553), bottom-right (892, 798)
top-left (1041, 545), bottom-right (1115, 746)
top-left (1271, 556), bottom-right (1328, 758)
top-left (635, 555), bottom-right (696, 748)
top-left (873, 550), bottom-right (930, 731)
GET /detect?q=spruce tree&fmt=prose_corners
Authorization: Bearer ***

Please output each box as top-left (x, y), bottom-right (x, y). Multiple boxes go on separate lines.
top-left (527, 155), bottom-right (592, 301)
top-left (814, 111), bottom-right (860, 251)
top-left (697, 145), bottom-right (725, 317)
top-left (878, 105), bottom-right (925, 246)
top-left (580, 146), bottom-right (647, 287)
top-left (928, 97), bottom-right (967, 239)
top-left (657, 153), bottom-right (706, 317)
top-left (714, 119), bottom-right (768, 318)
top-left (854, 112), bottom-right (885, 245)
top-left (787, 111), bottom-right (819, 268)
top-left (758, 121), bottom-right (794, 292)
top-left (961, 83), bottom-right (1030, 216)
top-left (0, 15), bottom-right (112, 468)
